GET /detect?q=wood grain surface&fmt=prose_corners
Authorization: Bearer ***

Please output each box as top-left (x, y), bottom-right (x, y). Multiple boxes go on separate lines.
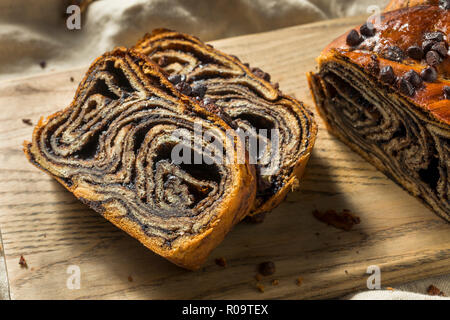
top-left (0, 15), bottom-right (449, 300)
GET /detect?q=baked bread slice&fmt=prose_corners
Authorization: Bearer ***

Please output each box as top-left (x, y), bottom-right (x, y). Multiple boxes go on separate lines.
top-left (134, 29), bottom-right (318, 216)
top-left (24, 48), bottom-right (256, 270)
top-left (308, 3), bottom-right (449, 221)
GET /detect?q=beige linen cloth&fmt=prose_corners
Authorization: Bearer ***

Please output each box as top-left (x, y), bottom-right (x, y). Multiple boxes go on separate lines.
top-left (0, 0), bottom-right (448, 300)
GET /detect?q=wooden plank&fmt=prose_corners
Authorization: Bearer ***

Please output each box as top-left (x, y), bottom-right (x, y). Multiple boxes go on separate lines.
top-left (0, 15), bottom-right (449, 300)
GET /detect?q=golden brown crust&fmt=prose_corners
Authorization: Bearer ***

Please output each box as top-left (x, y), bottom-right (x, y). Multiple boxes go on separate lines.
top-left (23, 48), bottom-right (256, 270)
top-left (321, 5), bottom-right (449, 124)
top-left (134, 29), bottom-right (318, 216)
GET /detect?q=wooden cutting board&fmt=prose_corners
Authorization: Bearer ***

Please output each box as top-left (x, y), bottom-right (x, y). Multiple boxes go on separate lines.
top-left (1, 15), bottom-right (449, 300)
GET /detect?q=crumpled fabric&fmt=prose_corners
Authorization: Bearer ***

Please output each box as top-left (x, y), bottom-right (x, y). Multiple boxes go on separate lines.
top-left (0, 0), bottom-right (389, 80)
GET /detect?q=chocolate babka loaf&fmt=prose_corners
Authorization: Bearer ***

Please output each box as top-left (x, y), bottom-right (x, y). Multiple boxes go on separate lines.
top-left (134, 29), bottom-right (318, 216)
top-left (308, 2), bottom-right (449, 221)
top-left (24, 48), bottom-right (256, 269)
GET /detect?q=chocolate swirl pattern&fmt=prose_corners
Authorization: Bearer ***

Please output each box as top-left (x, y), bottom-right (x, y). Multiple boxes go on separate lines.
top-left (308, 4), bottom-right (449, 221)
top-left (24, 48), bottom-right (256, 269)
top-left (134, 29), bottom-right (317, 216)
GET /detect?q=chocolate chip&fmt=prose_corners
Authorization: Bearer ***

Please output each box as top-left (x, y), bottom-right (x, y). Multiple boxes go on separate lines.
top-left (404, 70), bottom-right (423, 89)
top-left (39, 61), bottom-right (46, 69)
top-left (421, 66), bottom-right (438, 82)
top-left (191, 83), bottom-right (207, 99)
top-left (406, 45), bottom-right (424, 60)
top-left (258, 261), bottom-right (276, 276)
top-left (175, 82), bottom-right (192, 96)
top-left (168, 74), bottom-right (185, 85)
top-left (399, 78), bottom-right (415, 96)
top-left (203, 101), bottom-right (234, 126)
top-left (251, 67), bottom-right (271, 82)
top-left (444, 86), bottom-right (450, 99)
top-left (422, 40), bottom-right (436, 53)
top-left (384, 46), bottom-right (404, 62)
top-left (360, 23), bottom-right (376, 37)
top-left (346, 29), bottom-right (363, 46)
top-left (439, 0), bottom-right (450, 10)
top-left (426, 50), bottom-right (442, 66)
top-left (424, 32), bottom-right (444, 42)
top-left (431, 42), bottom-right (448, 57)
top-left (379, 66), bottom-right (396, 84)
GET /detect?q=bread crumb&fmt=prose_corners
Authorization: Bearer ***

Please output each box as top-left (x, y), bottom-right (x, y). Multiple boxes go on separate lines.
top-left (256, 283), bottom-right (265, 293)
top-left (255, 273), bottom-right (262, 281)
top-left (312, 209), bottom-right (360, 231)
top-left (296, 277), bottom-right (303, 286)
top-left (258, 261), bottom-right (276, 276)
top-left (19, 255), bottom-right (28, 269)
top-left (215, 257), bottom-right (227, 267)
top-left (272, 279), bottom-right (279, 286)
top-left (22, 119), bottom-right (33, 126)
top-left (128, 275), bottom-right (133, 282)
top-left (427, 284), bottom-right (446, 296)
top-left (386, 287), bottom-right (395, 291)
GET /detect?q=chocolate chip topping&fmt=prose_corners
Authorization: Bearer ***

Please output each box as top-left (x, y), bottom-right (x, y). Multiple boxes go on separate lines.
top-left (407, 45), bottom-right (424, 60)
top-left (191, 83), bottom-right (207, 99)
top-left (431, 42), bottom-right (448, 57)
top-left (346, 29), bottom-right (363, 46)
top-left (168, 74), bottom-right (186, 85)
top-left (379, 66), bottom-right (396, 84)
top-left (444, 86), bottom-right (450, 99)
top-left (440, 0), bottom-right (450, 10)
top-left (251, 67), bottom-right (271, 82)
top-left (384, 46), bottom-right (404, 62)
top-left (424, 32), bottom-right (444, 43)
top-left (202, 100), bottom-right (234, 126)
top-left (175, 81), bottom-right (192, 96)
top-left (360, 23), bottom-right (376, 37)
top-left (404, 70), bottom-right (423, 89)
top-left (421, 66), bottom-right (438, 82)
top-left (399, 78), bottom-right (415, 96)
top-left (426, 50), bottom-right (442, 66)
top-left (422, 40), bottom-right (436, 53)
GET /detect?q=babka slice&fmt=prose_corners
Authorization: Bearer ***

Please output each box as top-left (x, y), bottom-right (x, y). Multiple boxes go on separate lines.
top-left (134, 29), bottom-right (318, 216)
top-left (24, 48), bottom-right (256, 269)
top-left (308, 3), bottom-right (449, 221)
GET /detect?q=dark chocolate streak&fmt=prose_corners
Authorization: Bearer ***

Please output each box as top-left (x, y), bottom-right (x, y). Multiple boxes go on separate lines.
top-left (136, 32), bottom-right (316, 209)
top-left (315, 60), bottom-right (449, 220)
top-left (28, 53), bottom-right (244, 245)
